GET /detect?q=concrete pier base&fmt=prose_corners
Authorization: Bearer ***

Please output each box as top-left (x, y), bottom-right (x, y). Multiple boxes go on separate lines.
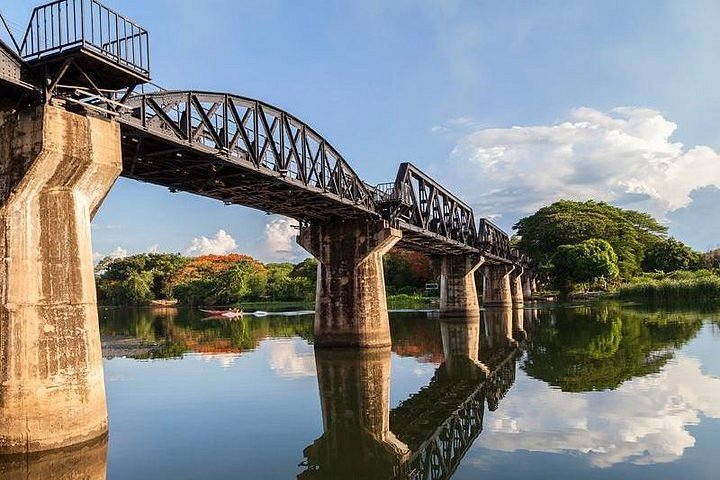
top-left (439, 255), bottom-right (484, 318)
top-left (0, 105), bottom-right (121, 453)
top-left (522, 275), bottom-right (533, 299)
top-left (0, 435), bottom-right (108, 479)
top-left (510, 268), bottom-right (524, 309)
top-left (298, 219), bottom-right (401, 347)
top-left (482, 264), bottom-right (514, 307)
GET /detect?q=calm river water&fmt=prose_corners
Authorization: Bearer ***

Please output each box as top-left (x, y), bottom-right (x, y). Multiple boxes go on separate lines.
top-left (3, 301), bottom-right (720, 479)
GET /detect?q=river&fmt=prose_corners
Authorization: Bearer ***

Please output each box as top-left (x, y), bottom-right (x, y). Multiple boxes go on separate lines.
top-left (2, 301), bottom-right (719, 479)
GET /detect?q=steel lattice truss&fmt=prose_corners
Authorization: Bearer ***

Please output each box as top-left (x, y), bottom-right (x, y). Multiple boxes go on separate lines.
top-left (118, 91), bottom-right (376, 220)
top-left (370, 163), bottom-right (514, 260)
top-left (478, 218), bottom-right (514, 262)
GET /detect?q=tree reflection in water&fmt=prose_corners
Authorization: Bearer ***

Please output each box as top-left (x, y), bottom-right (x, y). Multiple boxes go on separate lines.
top-left (522, 303), bottom-right (704, 392)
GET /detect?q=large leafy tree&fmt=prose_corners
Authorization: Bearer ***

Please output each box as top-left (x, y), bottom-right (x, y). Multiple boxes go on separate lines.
top-left (514, 200), bottom-right (667, 278)
top-left (96, 253), bottom-right (186, 304)
top-left (383, 250), bottom-right (434, 294)
top-left (551, 238), bottom-right (619, 293)
top-left (641, 237), bottom-right (703, 272)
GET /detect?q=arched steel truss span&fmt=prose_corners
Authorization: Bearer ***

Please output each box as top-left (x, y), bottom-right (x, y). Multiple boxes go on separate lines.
top-left (118, 90), bottom-right (517, 262)
top-left (119, 90), bottom-right (375, 221)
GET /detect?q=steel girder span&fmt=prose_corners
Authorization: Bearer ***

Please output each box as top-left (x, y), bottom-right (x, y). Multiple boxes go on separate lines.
top-left (118, 90), bottom-right (376, 222)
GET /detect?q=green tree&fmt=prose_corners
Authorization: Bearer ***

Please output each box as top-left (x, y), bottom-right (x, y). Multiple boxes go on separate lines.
top-left (514, 200), bottom-right (667, 278)
top-left (642, 237), bottom-right (703, 272)
top-left (551, 238), bottom-right (620, 293)
top-left (383, 250), bottom-right (433, 294)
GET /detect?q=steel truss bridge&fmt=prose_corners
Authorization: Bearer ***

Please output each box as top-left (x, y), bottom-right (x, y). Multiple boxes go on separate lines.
top-left (0, 0), bottom-right (533, 266)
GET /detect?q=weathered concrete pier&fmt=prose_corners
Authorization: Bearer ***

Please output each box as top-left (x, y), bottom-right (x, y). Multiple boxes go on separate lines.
top-left (298, 220), bottom-right (401, 347)
top-left (0, 105), bottom-right (120, 453)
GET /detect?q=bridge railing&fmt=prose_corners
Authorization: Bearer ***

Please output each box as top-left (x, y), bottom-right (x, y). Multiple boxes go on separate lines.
top-left (19, 0), bottom-right (149, 77)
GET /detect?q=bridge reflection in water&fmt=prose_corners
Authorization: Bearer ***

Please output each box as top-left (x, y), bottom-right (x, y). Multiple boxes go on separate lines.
top-left (300, 307), bottom-right (539, 480)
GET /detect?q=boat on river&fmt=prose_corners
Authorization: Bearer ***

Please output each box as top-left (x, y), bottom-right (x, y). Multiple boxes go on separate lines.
top-left (199, 308), bottom-right (243, 319)
top-left (151, 299), bottom-right (178, 307)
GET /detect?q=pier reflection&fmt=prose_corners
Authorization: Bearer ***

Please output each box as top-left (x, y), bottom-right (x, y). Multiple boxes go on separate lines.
top-left (299, 347), bottom-right (410, 480)
top-left (0, 435), bottom-right (108, 479)
top-left (300, 309), bottom-right (525, 480)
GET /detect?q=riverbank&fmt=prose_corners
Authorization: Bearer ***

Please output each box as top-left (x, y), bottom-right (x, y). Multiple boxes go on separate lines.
top-left (618, 270), bottom-right (720, 302)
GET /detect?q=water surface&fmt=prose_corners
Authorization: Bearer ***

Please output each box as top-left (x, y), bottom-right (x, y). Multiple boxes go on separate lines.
top-left (2, 302), bottom-right (720, 479)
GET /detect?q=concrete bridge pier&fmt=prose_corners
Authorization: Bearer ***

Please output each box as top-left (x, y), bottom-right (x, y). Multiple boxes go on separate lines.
top-left (522, 274), bottom-right (533, 299)
top-left (300, 347), bottom-right (409, 479)
top-left (509, 267), bottom-right (524, 309)
top-left (482, 264), bottom-right (514, 307)
top-left (439, 255), bottom-right (484, 318)
top-left (0, 105), bottom-right (121, 453)
top-left (298, 219), bottom-right (401, 348)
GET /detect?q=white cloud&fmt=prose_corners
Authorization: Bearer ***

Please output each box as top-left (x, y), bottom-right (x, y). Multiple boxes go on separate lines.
top-left (264, 217), bottom-right (301, 261)
top-left (109, 246), bottom-right (128, 259)
top-left (443, 107), bottom-right (720, 221)
top-left (147, 243), bottom-right (160, 254)
top-left (476, 355), bottom-right (720, 468)
top-left (186, 229), bottom-right (237, 256)
top-left (267, 340), bottom-right (316, 378)
top-left (195, 353), bottom-right (241, 369)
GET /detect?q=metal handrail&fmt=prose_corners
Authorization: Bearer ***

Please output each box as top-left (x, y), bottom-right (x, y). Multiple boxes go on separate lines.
top-left (19, 0), bottom-right (149, 77)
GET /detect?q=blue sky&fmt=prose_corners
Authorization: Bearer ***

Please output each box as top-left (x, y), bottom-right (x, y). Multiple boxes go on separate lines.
top-left (3, 0), bottom-right (719, 260)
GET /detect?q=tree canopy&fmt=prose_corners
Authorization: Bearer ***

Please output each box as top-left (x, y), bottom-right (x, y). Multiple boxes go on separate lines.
top-left (514, 200), bottom-right (668, 278)
top-left (641, 237), bottom-right (704, 272)
top-left (551, 238), bottom-right (619, 293)
top-left (95, 249), bottom-right (432, 306)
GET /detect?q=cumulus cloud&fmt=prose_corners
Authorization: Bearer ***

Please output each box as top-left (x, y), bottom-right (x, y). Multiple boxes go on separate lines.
top-left (268, 340), bottom-right (316, 378)
top-left (186, 229), bottom-right (237, 256)
top-left (264, 217), bottom-right (301, 261)
top-left (443, 107), bottom-right (720, 222)
top-left (109, 246), bottom-right (128, 259)
top-left (475, 355), bottom-right (720, 468)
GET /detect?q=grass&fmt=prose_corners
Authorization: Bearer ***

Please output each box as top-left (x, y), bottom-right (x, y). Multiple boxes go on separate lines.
top-left (386, 293), bottom-right (439, 310)
top-left (617, 269), bottom-right (720, 302)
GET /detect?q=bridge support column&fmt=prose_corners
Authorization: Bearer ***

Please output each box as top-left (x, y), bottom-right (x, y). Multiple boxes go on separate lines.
top-left (0, 105), bottom-right (121, 453)
top-left (510, 267), bottom-right (524, 309)
top-left (298, 219), bottom-right (401, 348)
top-left (523, 274), bottom-right (533, 299)
top-left (482, 264), bottom-right (514, 307)
top-left (439, 255), bottom-right (484, 318)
